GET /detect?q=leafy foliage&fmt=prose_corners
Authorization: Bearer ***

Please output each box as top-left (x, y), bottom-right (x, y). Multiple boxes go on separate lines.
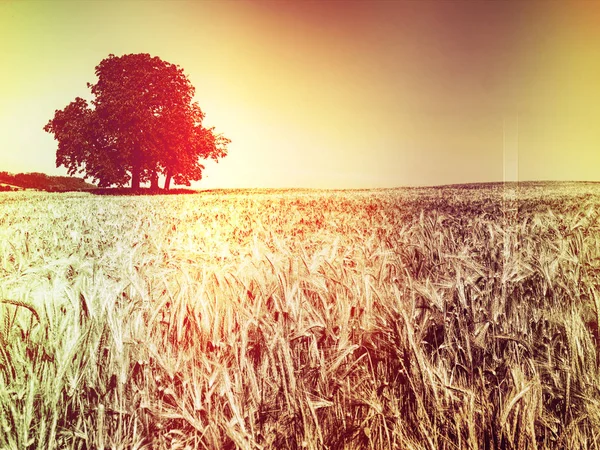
top-left (44, 53), bottom-right (229, 189)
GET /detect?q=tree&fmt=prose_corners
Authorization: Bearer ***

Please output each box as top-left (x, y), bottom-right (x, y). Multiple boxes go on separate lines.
top-left (44, 53), bottom-right (229, 190)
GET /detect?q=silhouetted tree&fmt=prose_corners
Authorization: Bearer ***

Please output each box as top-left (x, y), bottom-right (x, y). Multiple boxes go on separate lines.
top-left (44, 53), bottom-right (229, 189)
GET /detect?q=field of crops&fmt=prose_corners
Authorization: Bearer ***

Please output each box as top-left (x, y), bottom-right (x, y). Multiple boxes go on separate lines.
top-left (1, 182), bottom-right (600, 449)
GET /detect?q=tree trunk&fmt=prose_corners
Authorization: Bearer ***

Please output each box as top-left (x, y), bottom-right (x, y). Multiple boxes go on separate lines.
top-left (164, 171), bottom-right (172, 190)
top-left (150, 171), bottom-right (158, 190)
top-left (131, 143), bottom-right (141, 190)
top-left (131, 166), bottom-right (140, 190)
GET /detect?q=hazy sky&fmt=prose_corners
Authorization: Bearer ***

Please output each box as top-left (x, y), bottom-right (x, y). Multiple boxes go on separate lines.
top-left (1, 0), bottom-right (600, 188)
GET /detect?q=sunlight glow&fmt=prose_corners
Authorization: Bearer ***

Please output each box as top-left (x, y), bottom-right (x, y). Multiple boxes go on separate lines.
top-left (1, 1), bottom-right (600, 187)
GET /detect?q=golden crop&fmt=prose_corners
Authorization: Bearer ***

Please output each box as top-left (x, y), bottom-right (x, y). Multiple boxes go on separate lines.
top-left (1, 183), bottom-right (599, 449)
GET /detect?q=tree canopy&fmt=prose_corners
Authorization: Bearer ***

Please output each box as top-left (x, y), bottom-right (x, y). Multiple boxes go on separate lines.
top-left (44, 53), bottom-right (229, 189)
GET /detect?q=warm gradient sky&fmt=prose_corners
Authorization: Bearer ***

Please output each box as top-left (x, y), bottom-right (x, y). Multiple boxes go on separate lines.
top-left (1, 0), bottom-right (600, 189)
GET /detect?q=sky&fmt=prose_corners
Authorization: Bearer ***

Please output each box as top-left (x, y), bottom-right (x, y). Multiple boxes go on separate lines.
top-left (1, 0), bottom-right (600, 189)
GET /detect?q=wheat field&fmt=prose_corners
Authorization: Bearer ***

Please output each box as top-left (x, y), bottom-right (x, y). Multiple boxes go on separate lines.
top-left (1, 182), bottom-right (600, 449)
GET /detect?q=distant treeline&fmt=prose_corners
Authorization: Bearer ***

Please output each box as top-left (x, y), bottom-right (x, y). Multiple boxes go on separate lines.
top-left (0, 172), bottom-right (96, 192)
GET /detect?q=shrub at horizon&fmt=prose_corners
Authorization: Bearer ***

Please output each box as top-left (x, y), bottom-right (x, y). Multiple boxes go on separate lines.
top-left (0, 171), bottom-right (97, 191)
top-left (43, 53), bottom-right (230, 190)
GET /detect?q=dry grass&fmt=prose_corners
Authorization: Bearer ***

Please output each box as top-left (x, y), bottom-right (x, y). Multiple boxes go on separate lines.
top-left (1, 182), bottom-right (600, 449)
